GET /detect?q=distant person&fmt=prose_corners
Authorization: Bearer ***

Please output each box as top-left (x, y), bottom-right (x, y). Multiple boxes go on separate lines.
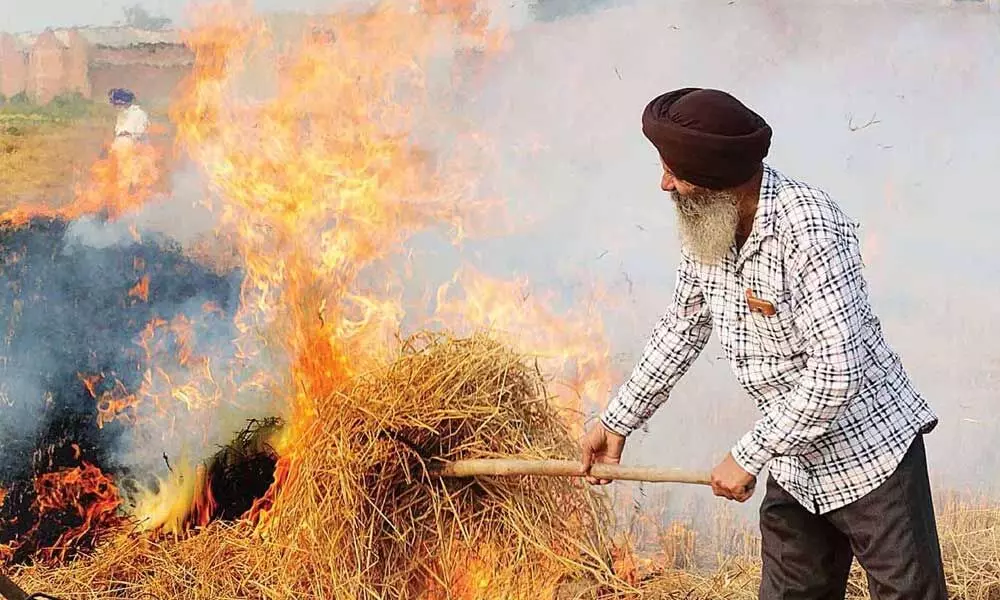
top-left (108, 88), bottom-right (149, 149)
top-left (102, 87), bottom-right (158, 207)
top-left (579, 88), bottom-right (947, 599)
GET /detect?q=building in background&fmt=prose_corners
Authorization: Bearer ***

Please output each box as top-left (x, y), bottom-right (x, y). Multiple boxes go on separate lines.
top-left (0, 32), bottom-right (27, 99)
top-left (0, 27), bottom-right (193, 106)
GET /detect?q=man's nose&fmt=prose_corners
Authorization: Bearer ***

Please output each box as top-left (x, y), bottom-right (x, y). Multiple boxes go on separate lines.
top-left (661, 173), bottom-right (677, 192)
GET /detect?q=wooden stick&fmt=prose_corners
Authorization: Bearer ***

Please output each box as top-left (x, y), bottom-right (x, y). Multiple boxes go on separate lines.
top-left (0, 573), bottom-right (28, 600)
top-left (429, 459), bottom-right (712, 485)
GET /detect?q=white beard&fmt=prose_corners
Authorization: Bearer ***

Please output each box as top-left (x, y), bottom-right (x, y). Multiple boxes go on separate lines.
top-left (672, 189), bottom-right (740, 265)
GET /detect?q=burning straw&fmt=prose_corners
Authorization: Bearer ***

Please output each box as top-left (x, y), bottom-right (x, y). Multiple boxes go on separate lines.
top-left (11, 332), bottom-right (631, 599)
top-left (3, 2), bottom-right (633, 595)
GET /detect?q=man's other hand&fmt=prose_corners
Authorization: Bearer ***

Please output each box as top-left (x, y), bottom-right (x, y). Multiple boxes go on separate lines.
top-left (711, 452), bottom-right (757, 502)
top-left (580, 423), bottom-right (626, 485)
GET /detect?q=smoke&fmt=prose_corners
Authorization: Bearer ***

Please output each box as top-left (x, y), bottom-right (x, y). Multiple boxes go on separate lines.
top-left (0, 155), bottom-right (291, 523)
top-left (528, 0), bottom-right (621, 22)
top-left (414, 0), bottom-right (1000, 525)
top-left (0, 212), bottom-right (247, 489)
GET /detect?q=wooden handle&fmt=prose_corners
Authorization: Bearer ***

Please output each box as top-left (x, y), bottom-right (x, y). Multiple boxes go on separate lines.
top-left (0, 574), bottom-right (29, 600)
top-left (429, 458), bottom-right (712, 485)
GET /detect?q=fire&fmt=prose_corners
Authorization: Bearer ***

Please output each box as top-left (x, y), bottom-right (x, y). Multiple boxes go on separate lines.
top-left (1, 1), bottom-right (619, 584)
top-left (128, 274), bottom-right (151, 302)
top-left (79, 373), bottom-right (139, 429)
top-left (135, 314), bottom-right (226, 421)
top-left (0, 463), bottom-right (123, 565)
top-left (447, 557), bottom-right (494, 598)
top-left (434, 265), bottom-right (617, 434)
top-left (126, 0), bottom-right (508, 529)
top-left (33, 463), bottom-right (123, 562)
top-left (426, 545), bottom-right (567, 600)
top-left (0, 130), bottom-right (164, 227)
top-left (113, 0), bottom-right (613, 542)
top-left (73, 140), bottom-right (163, 220)
top-left (133, 462), bottom-right (218, 537)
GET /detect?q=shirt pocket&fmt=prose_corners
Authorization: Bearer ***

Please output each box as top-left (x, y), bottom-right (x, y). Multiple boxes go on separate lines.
top-left (746, 292), bottom-right (800, 357)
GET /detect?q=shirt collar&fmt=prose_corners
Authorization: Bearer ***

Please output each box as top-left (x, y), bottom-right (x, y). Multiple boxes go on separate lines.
top-left (752, 162), bottom-right (779, 240)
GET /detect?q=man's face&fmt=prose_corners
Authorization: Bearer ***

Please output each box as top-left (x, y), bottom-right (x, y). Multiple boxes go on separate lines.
top-left (661, 161), bottom-right (739, 265)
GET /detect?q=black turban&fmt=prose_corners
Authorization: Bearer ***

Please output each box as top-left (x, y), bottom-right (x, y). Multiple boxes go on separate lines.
top-left (641, 88), bottom-right (772, 190)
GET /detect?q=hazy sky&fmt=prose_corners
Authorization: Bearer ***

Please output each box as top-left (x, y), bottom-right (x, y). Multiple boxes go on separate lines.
top-left (0, 0), bottom-right (555, 33)
top-left (0, 0), bottom-right (356, 32)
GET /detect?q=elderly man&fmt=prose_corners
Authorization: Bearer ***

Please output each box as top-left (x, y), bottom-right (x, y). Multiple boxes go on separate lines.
top-left (580, 88), bottom-right (947, 599)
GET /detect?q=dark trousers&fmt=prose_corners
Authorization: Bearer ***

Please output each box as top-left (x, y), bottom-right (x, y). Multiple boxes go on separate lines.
top-left (758, 435), bottom-right (948, 599)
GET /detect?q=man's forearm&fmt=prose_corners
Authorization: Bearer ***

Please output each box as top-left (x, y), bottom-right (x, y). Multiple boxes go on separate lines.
top-left (731, 383), bottom-right (859, 475)
top-left (600, 308), bottom-right (712, 437)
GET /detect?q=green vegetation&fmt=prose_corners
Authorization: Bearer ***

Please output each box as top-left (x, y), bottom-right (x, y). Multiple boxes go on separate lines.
top-left (0, 93), bottom-right (112, 127)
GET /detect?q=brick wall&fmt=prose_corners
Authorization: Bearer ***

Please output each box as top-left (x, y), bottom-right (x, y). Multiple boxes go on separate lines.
top-left (0, 28), bottom-right (192, 105)
top-left (28, 30), bottom-right (66, 104)
top-left (89, 44), bottom-right (192, 68)
top-left (62, 30), bottom-right (91, 99)
top-left (0, 33), bottom-right (27, 99)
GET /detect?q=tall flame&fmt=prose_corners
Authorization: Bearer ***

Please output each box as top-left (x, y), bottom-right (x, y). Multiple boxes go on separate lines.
top-left (98, 0), bottom-right (620, 556)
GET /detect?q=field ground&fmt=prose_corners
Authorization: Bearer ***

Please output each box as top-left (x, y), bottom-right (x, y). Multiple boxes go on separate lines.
top-left (0, 95), bottom-right (172, 211)
top-left (615, 490), bottom-right (1000, 598)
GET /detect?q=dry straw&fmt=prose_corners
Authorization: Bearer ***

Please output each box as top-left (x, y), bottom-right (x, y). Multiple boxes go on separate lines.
top-left (620, 493), bottom-right (1000, 599)
top-left (11, 332), bottom-right (633, 599)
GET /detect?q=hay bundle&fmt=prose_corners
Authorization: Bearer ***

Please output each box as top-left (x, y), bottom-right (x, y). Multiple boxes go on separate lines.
top-left (12, 332), bottom-right (631, 599)
top-left (253, 330), bottom-right (623, 598)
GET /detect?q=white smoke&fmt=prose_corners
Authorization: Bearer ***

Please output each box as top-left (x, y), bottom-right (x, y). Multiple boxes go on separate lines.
top-left (420, 0), bottom-right (1000, 528)
top-left (59, 161), bottom-right (279, 494)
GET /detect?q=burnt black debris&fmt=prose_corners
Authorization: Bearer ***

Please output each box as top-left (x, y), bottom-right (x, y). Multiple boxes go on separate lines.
top-left (206, 417), bottom-right (282, 521)
top-left (0, 215), bottom-right (242, 564)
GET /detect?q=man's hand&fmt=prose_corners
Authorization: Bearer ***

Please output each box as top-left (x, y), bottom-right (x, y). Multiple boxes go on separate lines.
top-left (711, 452), bottom-right (756, 502)
top-left (580, 423), bottom-right (626, 485)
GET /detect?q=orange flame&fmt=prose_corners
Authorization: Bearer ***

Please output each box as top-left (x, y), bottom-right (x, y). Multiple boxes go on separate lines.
top-left (97, 381), bottom-right (139, 430)
top-left (152, 2), bottom-right (504, 506)
top-left (0, 463), bottom-right (124, 565)
top-left (434, 265), bottom-right (618, 434)
top-left (118, 4), bottom-right (617, 567)
top-left (79, 372), bottom-right (140, 429)
top-left (128, 275), bottom-right (151, 303)
top-left (0, 133), bottom-right (164, 226)
top-left (34, 463), bottom-right (123, 562)
top-left (426, 546), bottom-right (567, 600)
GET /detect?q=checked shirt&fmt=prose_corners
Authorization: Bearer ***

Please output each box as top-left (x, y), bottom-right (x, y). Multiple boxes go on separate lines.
top-left (601, 163), bottom-right (938, 514)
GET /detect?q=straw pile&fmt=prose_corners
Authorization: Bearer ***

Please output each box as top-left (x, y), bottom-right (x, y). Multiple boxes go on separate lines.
top-left (10, 332), bottom-right (632, 599)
